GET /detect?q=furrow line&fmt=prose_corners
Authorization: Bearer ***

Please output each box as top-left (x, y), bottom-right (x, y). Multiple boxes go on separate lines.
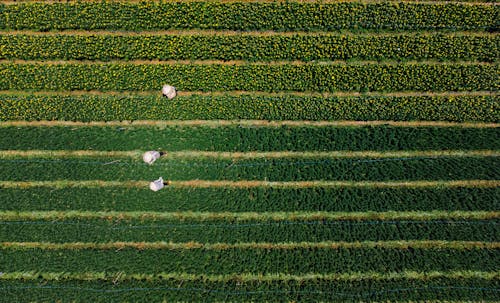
top-left (1, 271), bottom-right (497, 282)
top-left (0, 59), bottom-right (496, 65)
top-left (0, 89), bottom-right (497, 97)
top-left (1, 120), bottom-right (498, 128)
top-left (1, 29), bottom-right (498, 37)
top-left (1, 240), bottom-right (498, 250)
top-left (0, 180), bottom-right (499, 189)
top-left (0, 210), bottom-right (497, 221)
top-left (1, 150), bottom-right (498, 159)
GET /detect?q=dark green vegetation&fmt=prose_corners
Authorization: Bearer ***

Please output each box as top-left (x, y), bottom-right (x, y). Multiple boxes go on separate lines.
top-left (1, 278), bottom-right (497, 302)
top-left (2, 247), bottom-right (498, 273)
top-left (1, 217), bottom-right (498, 243)
top-left (1, 2), bottom-right (497, 31)
top-left (1, 33), bottom-right (498, 62)
top-left (1, 186), bottom-right (497, 212)
top-left (1, 124), bottom-right (498, 151)
top-left (0, 0), bottom-right (498, 301)
top-left (0, 156), bottom-right (498, 181)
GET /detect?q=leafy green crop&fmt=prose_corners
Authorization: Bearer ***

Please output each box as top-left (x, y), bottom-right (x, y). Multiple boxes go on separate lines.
top-left (1, 125), bottom-right (498, 151)
top-left (1, 186), bottom-right (496, 212)
top-left (0, 2), bottom-right (496, 31)
top-left (1, 247), bottom-right (497, 274)
top-left (1, 278), bottom-right (497, 302)
top-left (1, 217), bottom-right (497, 243)
top-left (1, 33), bottom-right (497, 62)
top-left (0, 63), bottom-right (497, 92)
top-left (0, 156), bottom-right (497, 181)
top-left (1, 94), bottom-right (498, 122)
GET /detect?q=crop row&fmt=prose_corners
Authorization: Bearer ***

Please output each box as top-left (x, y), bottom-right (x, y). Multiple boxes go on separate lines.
top-left (1, 246), bottom-right (497, 273)
top-left (0, 278), bottom-right (497, 302)
top-left (1, 63), bottom-right (497, 92)
top-left (1, 124), bottom-right (498, 151)
top-left (0, 2), bottom-right (496, 31)
top-left (1, 217), bottom-right (497, 243)
top-left (0, 156), bottom-right (498, 181)
top-left (0, 186), bottom-right (497, 212)
top-left (1, 94), bottom-right (498, 122)
top-left (1, 33), bottom-right (498, 62)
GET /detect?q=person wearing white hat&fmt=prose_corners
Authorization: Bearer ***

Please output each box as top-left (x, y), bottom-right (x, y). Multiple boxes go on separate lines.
top-left (143, 151), bottom-right (162, 165)
top-left (162, 85), bottom-right (177, 99)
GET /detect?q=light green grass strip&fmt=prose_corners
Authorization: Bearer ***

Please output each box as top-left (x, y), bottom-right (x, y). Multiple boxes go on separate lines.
top-left (0, 210), bottom-right (497, 221)
top-left (1, 241), bottom-right (498, 250)
top-left (2, 29), bottom-right (498, 37)
top-left (0, 89), bottom-right (497, 97)
top-left (1, 120), bottom-right (498, 128)
top-left (0, 270), bottom-right (497, 282)
top-left (0, 180), bottom-right (498, 189)
top-left (1, 150), bottom-right (498, 160)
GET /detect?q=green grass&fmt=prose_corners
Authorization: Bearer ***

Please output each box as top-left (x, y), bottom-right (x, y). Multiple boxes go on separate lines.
top-left (1, 94), bottom-right (498, 122)
top-left (1, 125), bottom-right (498, 151)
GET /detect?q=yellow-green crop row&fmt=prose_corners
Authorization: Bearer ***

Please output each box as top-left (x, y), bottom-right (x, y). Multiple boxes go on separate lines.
top-left (0, 2), bottom-right (497, 32)
top-left (0, 94), bottom-right (498, 122)
top-left (0, 63), bottom-right (498, 92)
top-left (0, 33), bottom-right (498, 62)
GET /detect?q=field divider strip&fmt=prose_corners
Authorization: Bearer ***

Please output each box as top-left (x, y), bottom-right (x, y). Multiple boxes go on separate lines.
top-left (0, 270), bottom-right (497, 282)
top-left (0, 210), bottom-right (497, 221)
top-left (0, 0), bottom-right (495, 5)
top-left (0, 89), bottom-right (498, 98)
top-left (0, 90), bottom-right (497, 98)
top-left (1, 120), bottom-right (498, 128)
top-left (0, 180), bottom-right (498, 189)
top-left (1, 29), bottom-right (498, 37)
top-left (1, 150), bottom-right (498, 160)
top-left (1, 240), bottom-right (498, 250)
top-left (0, 59), bottom-right (495, 66)
top-left (1, 180), bottom-right (498, 189)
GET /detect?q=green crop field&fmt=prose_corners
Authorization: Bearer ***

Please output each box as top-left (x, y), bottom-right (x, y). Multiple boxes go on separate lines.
top-left (0, 0), bottom-right (498, 302)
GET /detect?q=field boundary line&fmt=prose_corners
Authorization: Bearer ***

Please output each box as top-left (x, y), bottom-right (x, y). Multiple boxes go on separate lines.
top-left (0, 180), bottom-right (498, 189)
top-left (0, 270), bottom-right (497, 282)
top-left (1, 150), bottom-right (498, 160)
top-left (0, 0), bottom-right (495, 6)
top-left (1, 29), bottom-right (498, 37)
top-left (1, 120), bottom-right (498, 128)
top-left (0, 210), bottom-right (497, 221)
top-left (1, 180), bottom-right (498, 189)
top-left (0, 59), bottom-right (496, 66)
top-left (1, 240), bottom-right (498, 250)
top-left (0, 89), bottom-right (497, 98)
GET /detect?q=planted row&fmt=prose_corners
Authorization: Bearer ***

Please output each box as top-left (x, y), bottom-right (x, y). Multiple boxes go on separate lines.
top-left (0, 156), bottom-right (498, 181)
top-left (0, 63), bottom-right (497, 92)
top-left (2, 247), bottom-right (497, 273)
top-left (1, 186), bottom-right (497, 212)
top-left (1, 94), bottom-right (498, 122)
top-left (1, 125), bottom-right (498, 151)
top-left (0, 278), bottom-right (497, 302)
top-left (1, 33), bottom-right (498, 62)
top-left (1, 218), bottom-right (497, 243)
top-left (0, 2), bottom-right (496, 31)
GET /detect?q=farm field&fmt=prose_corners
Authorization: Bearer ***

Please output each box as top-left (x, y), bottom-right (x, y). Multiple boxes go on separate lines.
top-left (0, 0), bottom-right (498, 302)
